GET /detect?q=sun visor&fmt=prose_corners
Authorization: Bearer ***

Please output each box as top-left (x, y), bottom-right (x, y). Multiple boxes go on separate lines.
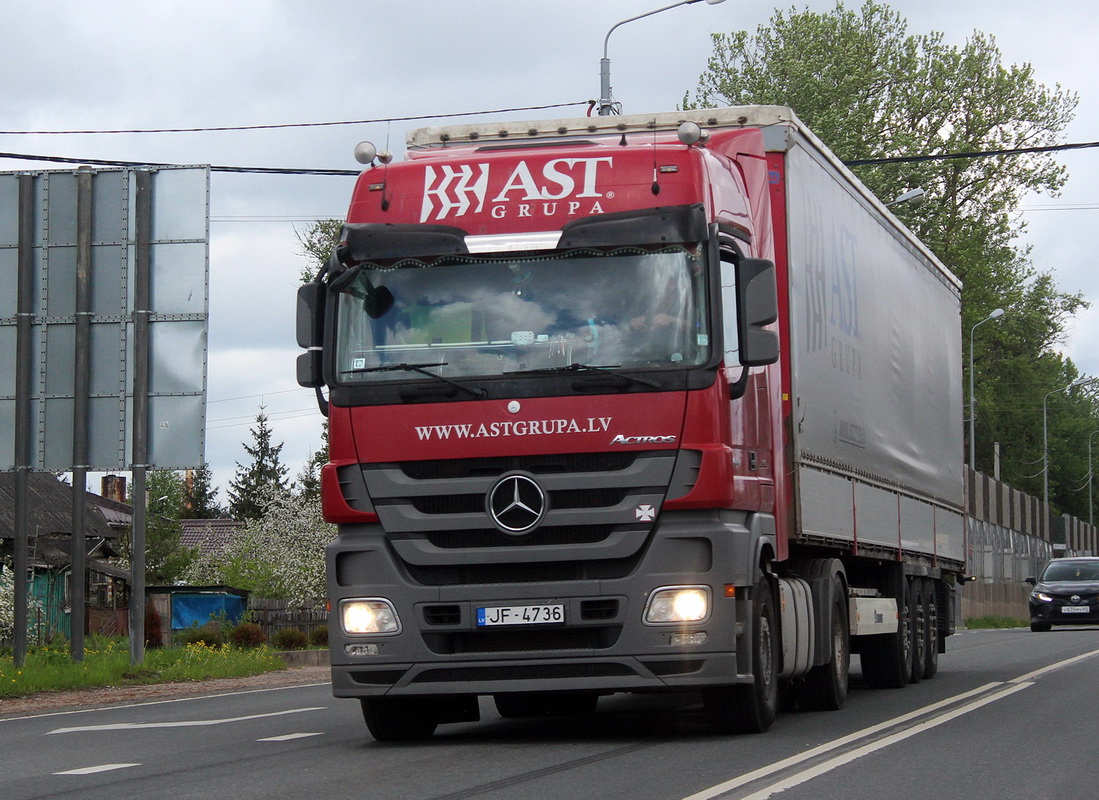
top-left (557, 203), bottom-right (707, 248)
top-left (337, 223), bottom-right (470, 263)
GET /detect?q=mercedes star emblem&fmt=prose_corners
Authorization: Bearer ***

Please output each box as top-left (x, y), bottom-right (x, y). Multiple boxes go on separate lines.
top-left (487, 474), bottom-right (547, 533)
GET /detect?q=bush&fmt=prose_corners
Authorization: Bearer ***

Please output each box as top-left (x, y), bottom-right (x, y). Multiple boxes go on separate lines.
top-left (271, 627), bottom-right (308, 651)
top-left (309, 625), bottom-right (328, 648)
top-left (176, 622), bottom-right (225, 647)
top-left (229, 622), bottom-right (267, 649)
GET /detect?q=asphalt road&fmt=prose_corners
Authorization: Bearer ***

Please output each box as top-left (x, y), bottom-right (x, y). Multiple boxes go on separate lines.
top-left (3, 627), bottom-right (1097, 800)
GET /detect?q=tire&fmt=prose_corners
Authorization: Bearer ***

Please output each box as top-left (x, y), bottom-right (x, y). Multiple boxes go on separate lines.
top-left (861, 570), bottom-right (914, 689)
top-left (361, 697), bottom-right (438, 741)
top-left (1030, 621), bottom-right (1052, 633)
top-left (922, 579), bottom-right (939, 679)
top-left (799, 574), bottom-right (850, 711)
top-left (705, 577), bottom-right (778, 734)
top-left (909, 579), bottom-right (926, 684)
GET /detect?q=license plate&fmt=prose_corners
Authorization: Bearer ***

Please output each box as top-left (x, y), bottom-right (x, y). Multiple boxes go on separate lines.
top-left (1061, 606), bottom-right (1090, 614)
top-left (477, 604), bottom-right (565, 626)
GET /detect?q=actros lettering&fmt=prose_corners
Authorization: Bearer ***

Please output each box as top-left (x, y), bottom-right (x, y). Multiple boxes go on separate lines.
top-left (420, 157), bottom-right (614, 222)
top-left (414, 417), bottom-right (613, 441)
top-left (610, 434), bottom-right (677, 445)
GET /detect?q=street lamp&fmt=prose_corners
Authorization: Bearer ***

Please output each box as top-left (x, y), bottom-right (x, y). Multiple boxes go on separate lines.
top-left (1043, 377), bottom-right (1098, 509)
top-left (598, 0), bottom-right (727, 116)
top-left (968, 308), bottom-right (1005, 468)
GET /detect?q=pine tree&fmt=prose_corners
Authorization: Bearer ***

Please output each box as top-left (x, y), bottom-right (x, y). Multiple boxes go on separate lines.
top-left (181, 463), bottom-right (225, 519)
top-left (227, 409), bottom-right (290, 521)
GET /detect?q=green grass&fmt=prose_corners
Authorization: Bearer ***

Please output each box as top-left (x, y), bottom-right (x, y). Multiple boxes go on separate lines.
top-left (964, 615), bottom-right (1029, 629)
top-left (0, 637), bottom-right (287, 699)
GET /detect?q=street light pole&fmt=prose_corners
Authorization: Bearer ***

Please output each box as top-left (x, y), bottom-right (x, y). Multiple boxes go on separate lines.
top-left (1089, 429), bottom-right (1099, 527)
top-left (968, 308), bottom-right (1004, 468)
top-left (599, 0), bottom-right (726, 116)
top-left (1043, 377), bottom-right (1097, 509)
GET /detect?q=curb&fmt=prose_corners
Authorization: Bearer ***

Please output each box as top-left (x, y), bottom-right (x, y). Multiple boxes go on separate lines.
top-left (276, 649), bottom-right (330, 668)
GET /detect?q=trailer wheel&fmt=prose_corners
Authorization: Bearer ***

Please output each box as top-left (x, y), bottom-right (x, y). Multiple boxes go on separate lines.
top-left (921, 579), bottom-right (939, 679)
top-left (909, 579), bottom-right (926, 684)
top-left (705, 577), bottom-right (778, 734)
top-left (860, 572), bottom-right (914, 689)
top-left (799, 574), bottom-right (849, 711)
top-left (361, 697), bottom-right (438, 741)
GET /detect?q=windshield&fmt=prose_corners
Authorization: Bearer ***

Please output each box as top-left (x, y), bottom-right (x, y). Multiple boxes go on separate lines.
top-left (333, 247), bottom-right (710, 383)
top-left (1041, 560), bottom-right (1099, 582)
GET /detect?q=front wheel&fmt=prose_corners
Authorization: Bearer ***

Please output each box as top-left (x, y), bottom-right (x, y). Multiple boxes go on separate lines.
top-left (705, 577), bottom-right (778, 734)
top-left (1030, 621), bottom-right (1052, 633)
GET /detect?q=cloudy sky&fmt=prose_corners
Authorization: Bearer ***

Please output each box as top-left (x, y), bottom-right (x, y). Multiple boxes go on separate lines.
top-left (2, 0), bottom-right (1096, 501)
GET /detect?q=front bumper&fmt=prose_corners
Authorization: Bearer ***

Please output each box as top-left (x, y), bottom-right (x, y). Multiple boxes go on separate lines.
top-left (327, 509), bottom-right (763, 698)
top-left (1029, 599), bottom-right (1099, 627)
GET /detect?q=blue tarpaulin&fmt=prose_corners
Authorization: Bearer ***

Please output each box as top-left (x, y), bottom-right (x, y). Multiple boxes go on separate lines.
top-left (171, 593), bottom-right (247, 630)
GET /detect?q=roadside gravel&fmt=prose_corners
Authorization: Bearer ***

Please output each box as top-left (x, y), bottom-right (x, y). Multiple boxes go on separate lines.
top-left (0, 666), bottom-right (331, 720)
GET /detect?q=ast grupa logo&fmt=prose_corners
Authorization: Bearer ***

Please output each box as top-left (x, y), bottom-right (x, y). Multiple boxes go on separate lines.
top-left (419, 157), bottom-right (614, 222)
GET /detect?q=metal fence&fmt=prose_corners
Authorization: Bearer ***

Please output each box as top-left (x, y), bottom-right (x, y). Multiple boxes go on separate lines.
top-left (961, 468), bottom-right (1096, 622)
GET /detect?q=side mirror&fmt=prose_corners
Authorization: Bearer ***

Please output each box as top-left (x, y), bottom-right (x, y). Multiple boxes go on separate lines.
top-left (735, 257), bottom-right (779, 366)
top-left (1025, 576), bottom-right (1036, 585)
top-left (297, 282), bottom-right (325, 388)
top-left (362, 282), bottom-right (395, 319)
top-left (296, 350), bottom-right (323, 389)
top-left (297, 281), bottom-right (325, 349)
top-left (328, 264), bottom-right (395, 320)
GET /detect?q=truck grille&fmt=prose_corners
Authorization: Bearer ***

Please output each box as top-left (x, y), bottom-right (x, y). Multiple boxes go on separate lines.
top-left (399, 451), bottom-right (638, 480)
top-left (343, 450), bottom-right (685, 586)
top-left (404, 553), bottom-right (644, 585)
top-left (406, 487), bottom-right (629, 516)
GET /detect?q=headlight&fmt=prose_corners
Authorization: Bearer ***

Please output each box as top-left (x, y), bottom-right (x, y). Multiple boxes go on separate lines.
top-left (1032, 592), bottom-right (1054, 603)
top-left (341, 598), bottom-right (401, 635)
top-left (644, 586), bottom-right (711, 624)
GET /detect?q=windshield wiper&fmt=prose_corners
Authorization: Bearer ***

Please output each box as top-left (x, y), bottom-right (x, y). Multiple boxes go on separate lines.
top-left (342, 362), bottom-right (486, 399)
top-left (505, 362), bottom-right (661, 389)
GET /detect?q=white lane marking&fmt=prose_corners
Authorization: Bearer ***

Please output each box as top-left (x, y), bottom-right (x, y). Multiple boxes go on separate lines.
top-left (0, 681), bottom-right (330, 724)
top-left (257, 732), bottom-right (324, 742)
top-left (1010, 646), bottom-right (1099, 683)
top-left (680, 682), bottom-right (1002, 800)
top-left (54, 763), bottom-right (140, 776)
top-left (47, 706), bottom-right (326, 735)
top-left (683, 647), bottom-right (1099, 800)
top-left (737, 682), bottom-right (1034, 800)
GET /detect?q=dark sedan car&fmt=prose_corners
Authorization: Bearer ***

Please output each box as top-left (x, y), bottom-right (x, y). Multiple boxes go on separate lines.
top-left (1027, 557), bottom-right (1099, 632)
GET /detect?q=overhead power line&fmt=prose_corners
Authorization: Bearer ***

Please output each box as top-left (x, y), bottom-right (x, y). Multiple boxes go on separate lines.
top-left (0, 101), bottom-right (591, 136)
top-left (1, 136), bottom-right (1096, 178)
top-left (845, 140), bottom-right (1099, 166)
top-left (0, 150), bottom-right (360, 176)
